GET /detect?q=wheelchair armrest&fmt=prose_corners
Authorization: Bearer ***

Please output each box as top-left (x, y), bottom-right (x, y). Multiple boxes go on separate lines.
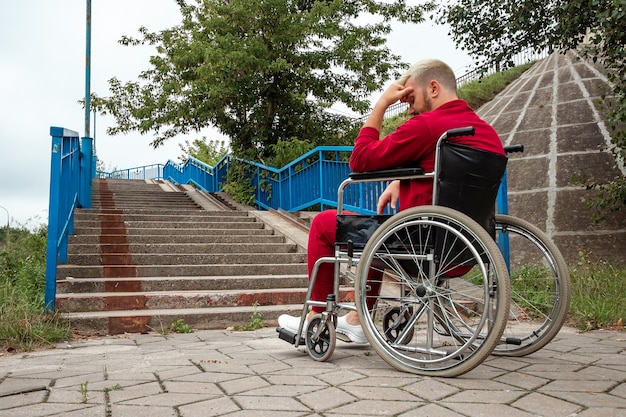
top-left (348, 167), bottom-right (425, 181)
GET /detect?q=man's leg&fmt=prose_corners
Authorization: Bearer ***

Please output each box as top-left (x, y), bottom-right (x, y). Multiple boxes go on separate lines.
top-left (278, 210), bottom-right (337, 332)
top-left (307, 210), bottom-right (338, 313)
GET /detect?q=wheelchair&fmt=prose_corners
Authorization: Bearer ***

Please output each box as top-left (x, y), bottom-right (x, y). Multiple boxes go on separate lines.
top-left (277, 127), bottom-right (512, 377)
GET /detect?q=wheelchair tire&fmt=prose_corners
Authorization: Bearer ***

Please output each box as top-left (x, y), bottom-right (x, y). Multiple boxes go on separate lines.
top-left (305, 314), bottom-right (336, 362)
top-left (354, 205), bottom-right (511, 377)
top-left (493, 214), bottom-right (571, 356)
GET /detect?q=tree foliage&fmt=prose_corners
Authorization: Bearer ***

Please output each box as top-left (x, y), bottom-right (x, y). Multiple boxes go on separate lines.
top-left (178, 137), bottom-right (229, 165)
top-left (437, 0), bottom-right (626, 218)
top-left (438, 0), bottom-right (558, 69)
top-left (103, 0), bottom-right (431, 161)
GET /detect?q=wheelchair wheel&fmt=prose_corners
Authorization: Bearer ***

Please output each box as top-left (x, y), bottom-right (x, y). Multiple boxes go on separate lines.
top-left (354, 206), bottom-right (510, 377)
top-left (493, 215), bottom-right (571, 356)
top-left (305, 314), bottom-right (336, 362)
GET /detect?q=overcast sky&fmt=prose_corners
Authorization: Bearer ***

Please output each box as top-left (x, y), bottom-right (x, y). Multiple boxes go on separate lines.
top-left (0, 0), bottom-right (471, 228)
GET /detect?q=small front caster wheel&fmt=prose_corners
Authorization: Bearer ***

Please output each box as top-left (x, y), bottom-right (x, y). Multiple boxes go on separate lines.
top-left (383, 306), bottom-right (415, 344)
top-left (305, 314), bottom-right (336, 362)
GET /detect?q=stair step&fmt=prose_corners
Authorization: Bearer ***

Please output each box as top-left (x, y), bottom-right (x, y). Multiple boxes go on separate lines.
top-left (57, 263), bottom-right (308, 278)
top-left (74, 220), bottom-right (261, 229)
top-left (56, 287), bottom-right (322, 312)
top-left (63, 304), bottom-right (307, 335)
top-left (66, 252), bottom-right (306, 265)
top-left (75, 212), bottom-right (247, 220)
top-left (57, 275), bottom-right (310, 294)
top-left (69, 234), bottom-right (288, 245)
top-left (72, 226), bottom-right (271, 235)
top-left (67, 242), bottom-right (299, 255)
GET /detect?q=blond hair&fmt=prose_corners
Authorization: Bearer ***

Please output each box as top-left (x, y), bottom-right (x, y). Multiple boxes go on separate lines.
top-left (398, 59), bottom-right (457, 93)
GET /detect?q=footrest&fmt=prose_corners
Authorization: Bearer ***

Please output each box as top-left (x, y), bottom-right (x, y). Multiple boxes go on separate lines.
top-left (276, 327), bottom-right (305, 345)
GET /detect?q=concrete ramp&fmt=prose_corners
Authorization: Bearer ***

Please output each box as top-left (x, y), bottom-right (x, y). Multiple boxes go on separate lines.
top-left (478, 51), bottom-right (626, 263)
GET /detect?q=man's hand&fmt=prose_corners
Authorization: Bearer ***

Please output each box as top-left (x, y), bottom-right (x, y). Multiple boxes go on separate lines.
top-left (377, 180), bottom-right (400, 214)
top-left (364, 83), bottom-right (414, 132)
top-left (379, 83), bottom-right (414, 108)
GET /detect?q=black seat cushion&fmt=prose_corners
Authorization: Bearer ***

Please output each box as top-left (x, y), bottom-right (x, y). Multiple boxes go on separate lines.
top-left (336, 214), bottom-right (390, 249)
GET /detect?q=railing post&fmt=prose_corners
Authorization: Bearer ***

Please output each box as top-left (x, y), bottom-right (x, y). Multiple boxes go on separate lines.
top-left (46, 127), bottom-right (81, 312)
top-left (256, 166), bottom-right (262, 208)
top-left (80, 136), bottom-right (93, 208)
top-left (319, 149), bottom-right (325, 211)
top-left (496, 171), bottom-right (511, 270)
top-left (92, 153), bottom-right (97, 179)
top-left (45, 130), bottom-right (63, 312)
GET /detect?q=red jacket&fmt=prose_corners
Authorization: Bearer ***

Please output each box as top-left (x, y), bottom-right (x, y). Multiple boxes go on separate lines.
top-left (349, 99), bottom-right (504, 209)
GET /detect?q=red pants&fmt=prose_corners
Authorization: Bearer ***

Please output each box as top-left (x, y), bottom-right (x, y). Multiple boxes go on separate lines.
top-left (307, 210), bottom-right (381, 313)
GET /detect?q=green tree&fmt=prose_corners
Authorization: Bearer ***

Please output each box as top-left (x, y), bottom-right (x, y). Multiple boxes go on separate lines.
top-left (102, 0), bottom-right (431, 161)
top-left (437, 0), bottom-right (626, 219)
top-left (178, 137), bottom-right (230, 165)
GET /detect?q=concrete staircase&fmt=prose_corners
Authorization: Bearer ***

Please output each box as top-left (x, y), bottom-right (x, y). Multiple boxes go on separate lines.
top-left (56, 178), bottom-right (311, 335)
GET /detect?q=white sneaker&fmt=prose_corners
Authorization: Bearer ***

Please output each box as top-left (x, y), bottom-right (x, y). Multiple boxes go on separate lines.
top-left (336, 315), bottom-right (368, 344)
top-left (278, 314), bottom-right (307, 334)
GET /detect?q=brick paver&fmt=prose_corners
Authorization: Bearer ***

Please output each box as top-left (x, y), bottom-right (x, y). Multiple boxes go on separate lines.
top-left (0, 327), bottom-right (624, 417)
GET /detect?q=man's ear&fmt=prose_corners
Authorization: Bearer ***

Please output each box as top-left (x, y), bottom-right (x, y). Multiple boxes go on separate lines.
top-left (429, 80), bottom-right (440, 97)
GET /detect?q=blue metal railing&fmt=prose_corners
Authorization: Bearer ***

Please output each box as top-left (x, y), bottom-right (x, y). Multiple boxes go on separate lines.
top-left (157, 146), bottom-right (392, 214)
top-left (45, 127), bottom-right (93, 311)
top-left (97, 164), bottom-right (165, 180)
top-left (162, 155), bottom-right (230, 192)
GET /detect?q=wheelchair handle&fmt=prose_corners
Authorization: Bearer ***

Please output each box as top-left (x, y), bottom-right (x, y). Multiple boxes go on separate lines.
top-left (445, 126), bottom-right (475, 138)
top-left (504, 144), bottom-right (524, 154)
top-left (348, 167), bottom-right (425, 181)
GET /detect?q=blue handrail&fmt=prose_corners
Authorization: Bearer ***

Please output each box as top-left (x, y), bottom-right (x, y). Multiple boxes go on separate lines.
top-left (45, 127), bottom-right (93, 311)
top-left (162, 155), bottom-right (229, 192)
top-left (97, 164), bottom-right (164, 181)
top-left (156, 146), bottom-right (391, 214)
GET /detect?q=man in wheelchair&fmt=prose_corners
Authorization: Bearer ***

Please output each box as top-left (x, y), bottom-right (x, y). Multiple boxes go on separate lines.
top-left (278, 58), bottom-right (505, 344)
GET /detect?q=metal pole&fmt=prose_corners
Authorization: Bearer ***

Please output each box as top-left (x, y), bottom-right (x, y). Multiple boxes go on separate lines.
top-left (0, 205), bottom-right (9, 247)
top-left (84, 0), bottom-right (91, 138)
top-left (81, 0), bottom-right (94, 207)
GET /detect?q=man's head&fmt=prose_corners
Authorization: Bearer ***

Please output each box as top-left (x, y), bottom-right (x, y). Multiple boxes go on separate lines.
top-left (398, 59), bottom-right (458, 115)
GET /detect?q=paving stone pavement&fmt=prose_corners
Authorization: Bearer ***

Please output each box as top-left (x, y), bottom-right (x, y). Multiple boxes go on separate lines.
top-left (0, 326), bottom-right (624, 417)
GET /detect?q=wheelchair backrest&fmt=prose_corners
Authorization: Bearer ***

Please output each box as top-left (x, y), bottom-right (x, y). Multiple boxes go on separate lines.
top-left (434, 140), bottom-right (508, 238)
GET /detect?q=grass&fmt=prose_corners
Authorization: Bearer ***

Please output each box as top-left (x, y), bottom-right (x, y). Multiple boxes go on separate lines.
top-left (569, 253), bottom-right (625, 331)
top-left (0, 286), bottom-right (71, 351)
top-left (233, 302), bottom-right (264, 331)
top-left (1, 226), bottom-right (72, 353)
top-left (170, 318), bottom-right (193, 334)
top-left (509, 264), bottom-right (559, 319)
top-left (457, 62), bottom-right (535, 109)
top-left (506, 256), bottom-right (624, 331)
